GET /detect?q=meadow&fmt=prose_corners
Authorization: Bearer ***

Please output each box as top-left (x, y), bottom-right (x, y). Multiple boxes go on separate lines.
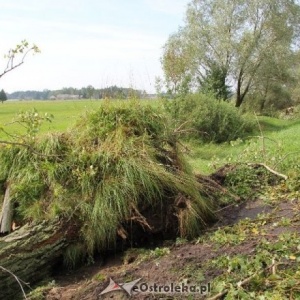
top-left (1, 99), bottom-right (300, 177)
top-left (0, 100), bottom-right (105, 135)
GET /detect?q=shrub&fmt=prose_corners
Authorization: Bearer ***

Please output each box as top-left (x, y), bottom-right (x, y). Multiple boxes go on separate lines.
top-left (164, 93), bottom-right (255, 143)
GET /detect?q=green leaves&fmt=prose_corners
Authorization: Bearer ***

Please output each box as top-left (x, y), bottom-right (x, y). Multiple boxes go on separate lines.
top-left (13, 109), bottom-right (54, 142)
top-left (162, 0), bottom-right (300, 107)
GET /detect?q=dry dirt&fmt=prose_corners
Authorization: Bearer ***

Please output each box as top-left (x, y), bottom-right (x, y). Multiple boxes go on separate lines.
top-left (44, 196), bottom-right (300, 300)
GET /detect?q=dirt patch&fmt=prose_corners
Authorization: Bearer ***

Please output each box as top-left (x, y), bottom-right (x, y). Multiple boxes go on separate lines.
top-left (43, 195), bottom-right (298, 300)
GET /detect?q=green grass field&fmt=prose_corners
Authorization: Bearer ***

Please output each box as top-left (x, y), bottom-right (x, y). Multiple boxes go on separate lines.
top-left (1, 99), bottom-right (300, 176)
top-left (0, 100), bottom-right (105, 136)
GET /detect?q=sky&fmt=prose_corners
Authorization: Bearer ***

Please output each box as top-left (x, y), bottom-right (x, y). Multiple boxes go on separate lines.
top-left (0, 0), bottom-right (190, 94)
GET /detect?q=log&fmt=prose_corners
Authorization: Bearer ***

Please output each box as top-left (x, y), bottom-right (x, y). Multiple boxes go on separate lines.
top-left (0, 219), bottom-right (73, 300)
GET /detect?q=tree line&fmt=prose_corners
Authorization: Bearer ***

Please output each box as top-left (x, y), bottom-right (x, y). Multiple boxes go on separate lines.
top-left (7, 85), bottom-right (145, 100)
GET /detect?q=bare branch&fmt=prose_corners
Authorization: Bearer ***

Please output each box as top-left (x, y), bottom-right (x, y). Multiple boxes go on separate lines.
top-left (0, 266), bottom-right (29, 299)
top-left (0, 41), bottom-right (40, 79)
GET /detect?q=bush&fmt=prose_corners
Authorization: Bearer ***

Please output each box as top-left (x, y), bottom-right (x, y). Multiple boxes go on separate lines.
top-left (164, 93), bottom-right (255, 143)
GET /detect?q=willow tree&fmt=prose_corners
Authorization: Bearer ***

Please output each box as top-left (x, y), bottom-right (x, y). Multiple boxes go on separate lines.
top-left (162, 0), bottom-right (300, 107)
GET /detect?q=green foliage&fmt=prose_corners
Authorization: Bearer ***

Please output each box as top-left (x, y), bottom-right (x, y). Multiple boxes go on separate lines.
top-left (199, 62), bottom-right (231, 101)
top-left (93, 273), bottom-right (107, 282)
top-left (210, 233), bottom-right (300, 299)
top-left (162, 32), bottom-right (192, 96)
top-left (63, 243), bottom-right (88, 269)
top-left (149, 247), bottom-right (170, 258)
top-left (26, 281), bottom-right (56, 300)
top-left (175, 237), bottom-right (188, 245)
top-left (164, 93), bottom-right (254, 143)
top-left (224, 165), bottom-right (271, 200)
top-left (162, 0), bottom-right (300, 108)
top-left (0, 108), bottom-right (54, 142)
top-left (0, 101), bottom-right (214, 265)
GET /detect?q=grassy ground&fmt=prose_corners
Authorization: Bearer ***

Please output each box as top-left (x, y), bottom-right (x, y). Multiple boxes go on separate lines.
top-left (0, 100), bottom-right (105, 136)
top-left (186, 116), bottom-right (300, 175)
top-left (0, 99), bottom-right (160, 139)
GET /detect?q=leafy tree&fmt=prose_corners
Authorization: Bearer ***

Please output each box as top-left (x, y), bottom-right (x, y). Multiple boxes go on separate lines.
top-left (162, 0), bottom-right (300, 107)
top-left (0, 89), bottom-right (7, 103)
top-left (162, 32), bottom-right (192, 96)
top-left (289, 50), bottom-right (300, 105)
top-left (85, 85), bottom-right (95, 99)
top-left (245, 50), bottom-right (296, 112)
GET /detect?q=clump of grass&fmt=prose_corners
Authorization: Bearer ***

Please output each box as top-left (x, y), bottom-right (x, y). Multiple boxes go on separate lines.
top-left (0, 100), bottom-right (214, 265)
top-left (26, 281), bottom-right (56, 300)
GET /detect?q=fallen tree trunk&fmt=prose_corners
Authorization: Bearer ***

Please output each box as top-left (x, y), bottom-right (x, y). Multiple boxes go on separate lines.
top-left (0, 219), bottom-right (74, 300)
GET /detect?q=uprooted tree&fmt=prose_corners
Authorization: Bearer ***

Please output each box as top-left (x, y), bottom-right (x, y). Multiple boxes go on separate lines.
top-left (0, 101), bottom-right (218, 297)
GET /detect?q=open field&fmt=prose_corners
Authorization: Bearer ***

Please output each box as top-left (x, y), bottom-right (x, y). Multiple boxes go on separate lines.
top-left (0, 99), bottom-right (160, 137)
top-left (0, 100), bottom-right (105, 136)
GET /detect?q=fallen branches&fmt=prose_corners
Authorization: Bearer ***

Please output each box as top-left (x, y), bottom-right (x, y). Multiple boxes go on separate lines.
top-left (0, 266), bottom-right (29, 299)
top-left (207, 262), bottom-right (277, 300)
top-left (247, 163), bottom-right (288, 180)
top-left (197, 174), bottom-right (241, 202)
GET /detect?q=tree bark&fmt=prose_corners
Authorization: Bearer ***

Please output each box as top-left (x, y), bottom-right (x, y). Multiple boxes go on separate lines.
top-left (0, 219), bottom-right (73, 300)
top-left (0, 184), bottom-right (13, 234)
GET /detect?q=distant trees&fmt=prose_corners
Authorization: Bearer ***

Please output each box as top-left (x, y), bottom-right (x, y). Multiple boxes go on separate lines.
top-left (162, 0), bottom-right (300, 107)
top-left (8, 86), bottom-right (144, 100)
top-left (0, 89), bottom-right (7, 103)
top-left (82, 85), bottom-right (95, 99)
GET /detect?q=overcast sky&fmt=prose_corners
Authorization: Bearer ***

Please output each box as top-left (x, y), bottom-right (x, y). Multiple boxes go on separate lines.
top-left (0, 0), bottom-right (189, 93)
